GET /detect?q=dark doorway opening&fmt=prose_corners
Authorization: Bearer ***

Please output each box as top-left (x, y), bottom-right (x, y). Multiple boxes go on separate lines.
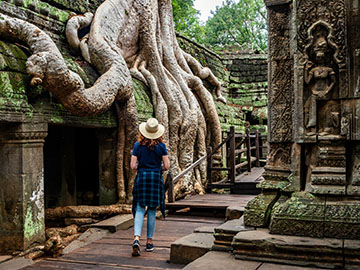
top-left (44, 125), bottom-right (99, 209)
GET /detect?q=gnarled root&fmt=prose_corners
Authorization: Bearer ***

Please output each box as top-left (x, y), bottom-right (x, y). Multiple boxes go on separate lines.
top-left (66, 12), bottom-right (93, 50)
top-left (183, 51), bottom-right (227, 104)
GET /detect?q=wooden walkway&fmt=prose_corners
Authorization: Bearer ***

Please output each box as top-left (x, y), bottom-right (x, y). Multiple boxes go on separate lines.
top-left (22, 215), bottom-right (224, 270)
top-left (235, 166), bottom-right (264, 183)
top-left (166, 193), bottom-right (256, 215)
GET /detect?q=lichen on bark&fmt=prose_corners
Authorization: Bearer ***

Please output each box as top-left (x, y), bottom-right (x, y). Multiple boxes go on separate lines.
top-left (0, 0), bottom-right (225, 201)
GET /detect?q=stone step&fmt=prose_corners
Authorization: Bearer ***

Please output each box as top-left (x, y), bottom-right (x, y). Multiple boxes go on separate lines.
top-left (182, 251), bottom-right (321, 270)
top-left (170, 225), bottom-right (217, 265)
top-left (213, 216), bottom-right (254, 251)
top-left (232, 228), bottom-right (360, 269)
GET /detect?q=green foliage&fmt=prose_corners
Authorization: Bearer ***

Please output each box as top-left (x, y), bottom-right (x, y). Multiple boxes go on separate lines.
top-left (203, 0), bottom-right (268, 52)
top-left (172, 0), bottom-right (205, 41)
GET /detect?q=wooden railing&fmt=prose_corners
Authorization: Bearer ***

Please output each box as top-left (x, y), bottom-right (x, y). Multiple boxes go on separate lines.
top-left (165, 126), bottom-right (266, 202)
top-left (207, 126), bottom-right (266, 187)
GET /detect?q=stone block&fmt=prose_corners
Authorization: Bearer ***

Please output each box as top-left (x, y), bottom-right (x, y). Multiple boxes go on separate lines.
top-left (89, 214), bottom-right (133, 233)
top-left (244, 191), bottom-right (278, 227)
top-left (233, 229), bottom-right (344, 269)
top-left (170, 232), bottom-right (214, 264)
top-left (270, 192), bottom-right (325, 238)
top-left (225, 205), bottom-right (244, 220)
top-left (193, 226), bottom-right (216, 234)
top-left (183, 251), bottom-right (261, 270)
top-left (213, 217), bottom-right (254, 251)
top-left (344, 239), bottom-right (360, 269)
top-left (324, 201), bottom-right (360, 239)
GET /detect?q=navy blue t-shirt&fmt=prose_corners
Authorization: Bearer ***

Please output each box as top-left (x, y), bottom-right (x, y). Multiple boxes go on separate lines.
top-left (132, 141), bottom-right (168, 171)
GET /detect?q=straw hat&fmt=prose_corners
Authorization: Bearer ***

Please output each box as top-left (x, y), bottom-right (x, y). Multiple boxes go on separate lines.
top-left (139, 118), bottom-right (165, 139)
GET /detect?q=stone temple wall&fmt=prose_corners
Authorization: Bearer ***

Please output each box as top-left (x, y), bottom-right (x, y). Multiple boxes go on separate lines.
top-left (223, 53), bottom-right (268, 131)
top-left (177, 34), bottom-right (268, 132)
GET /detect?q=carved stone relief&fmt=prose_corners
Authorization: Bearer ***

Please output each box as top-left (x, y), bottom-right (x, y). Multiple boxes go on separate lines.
top-left (305, 141), bottom-right (347, 195)
top-left (302, 22), bottom-right (340, 138)
top-left (297, 0), bottom-right (347, 71)
top-left (268, 4), bottom-right (294, 143)
top-left (350, 145), bottom-right (360, 186)
top-left (266, 143), bottom-right (292, 168)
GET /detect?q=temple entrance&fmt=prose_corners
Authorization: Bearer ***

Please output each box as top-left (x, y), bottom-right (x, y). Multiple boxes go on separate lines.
top-left (44, 125), bottom-right (99, 209)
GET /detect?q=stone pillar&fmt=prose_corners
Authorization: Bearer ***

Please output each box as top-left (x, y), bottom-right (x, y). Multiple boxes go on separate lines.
top-left (97, 129), bottom-right (117, 205)
top-left (244, 0), bottom-right (298, 227)
top-left (268, 0), bottom-right (360, 239)
top-left (0, 122), bottom-right (48, 253)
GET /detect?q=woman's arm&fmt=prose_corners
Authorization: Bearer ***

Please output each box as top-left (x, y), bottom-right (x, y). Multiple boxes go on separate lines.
top-left (162, 155), bottom-right (170, 171)
top-left (130, 155), bottom-right (138, 170)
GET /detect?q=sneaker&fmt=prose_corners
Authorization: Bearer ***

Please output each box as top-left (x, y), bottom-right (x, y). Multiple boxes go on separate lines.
top-left (132, 240), bottom-right (140, 256)
top-left (146, 243), bottom-right (154, 252)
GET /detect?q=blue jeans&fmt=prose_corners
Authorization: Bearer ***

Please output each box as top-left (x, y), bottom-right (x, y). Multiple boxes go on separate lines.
top-left (134, 203), bottom-right (156, 239)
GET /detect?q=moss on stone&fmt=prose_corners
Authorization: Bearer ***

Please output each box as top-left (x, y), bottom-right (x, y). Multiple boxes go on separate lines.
top-left (36, 0), bottom-right (102, 14)
top-left (215, 98), bottom-right (245, 133)
top-left (0, 41), bottom-right (28, 73)
top-left (7, 0), bottom-right (71, 22)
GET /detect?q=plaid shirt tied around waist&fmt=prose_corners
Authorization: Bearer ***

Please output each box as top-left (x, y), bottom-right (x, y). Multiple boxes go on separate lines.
top-left (132, 170), bottom-right (165, 218)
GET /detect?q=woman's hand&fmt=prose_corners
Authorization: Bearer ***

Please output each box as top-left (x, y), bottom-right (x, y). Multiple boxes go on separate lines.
top-left (162, 155), bottom-right (170, 171)
top-left (131, 155), bottom-right (138, 170)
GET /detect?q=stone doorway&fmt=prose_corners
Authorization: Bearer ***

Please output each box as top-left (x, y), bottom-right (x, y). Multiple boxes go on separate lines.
top-left (44, 126), bottom-right (99, 209)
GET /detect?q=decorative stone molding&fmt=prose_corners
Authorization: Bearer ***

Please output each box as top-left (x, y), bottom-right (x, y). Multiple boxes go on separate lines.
top-left (0, 123), bottom-right (48, 144)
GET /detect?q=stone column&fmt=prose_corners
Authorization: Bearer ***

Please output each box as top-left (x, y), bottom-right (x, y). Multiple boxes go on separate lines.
top-left (244, 0), bottom-right (298, 227)
top-left (0, 122), bottom-right (48, 253)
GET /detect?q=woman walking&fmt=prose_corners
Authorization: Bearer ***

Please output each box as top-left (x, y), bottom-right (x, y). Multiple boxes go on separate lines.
top-left (130, 118), bottom-right (170, 256)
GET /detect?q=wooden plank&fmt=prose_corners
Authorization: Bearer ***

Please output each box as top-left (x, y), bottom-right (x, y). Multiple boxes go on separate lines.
top-left (245, 128), bottom-right (252, 172)
top-left (255, 130), bottom-right (261, 167)
top-left (166, 194), bottom-right (256, 212)
top-left (173, 155), bottom-right (207, 185)
top-left (235, 148), bottom-right (247, 154)
top-left (167, 173), bottom-right (174, 203)
top-left (208, 167), bottom-right (231, 171)
top-left (235, 161), bottom-right (248, 170)
top-left (229, 126), bottom-right (236, 183)
top-left (207, 146), bottom-right (213, 186)
top-left (235, 167), bottom-right (265, 183)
